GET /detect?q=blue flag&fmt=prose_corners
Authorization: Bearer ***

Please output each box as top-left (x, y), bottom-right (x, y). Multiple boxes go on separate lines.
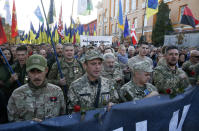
top-left (148, 0), bottom-right (158, 9)
top-left (118, 0), bottom-right (124, 30)
top-left (30, 22), bottom-right (36, 34)
top-left (34, 6), bottom-right (44, 22)
top-left (124, 16), bottom-right (129, 38)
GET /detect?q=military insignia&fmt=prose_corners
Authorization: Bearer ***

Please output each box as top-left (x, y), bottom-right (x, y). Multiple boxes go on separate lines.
top-left (50, 97), bottom-right (57, 102)
top-left (144, 89), bottom-right (150, 96)
top-left (74, 67), bottom-right (79, 74)
top-left (101, 92), bottom-right (110, 104)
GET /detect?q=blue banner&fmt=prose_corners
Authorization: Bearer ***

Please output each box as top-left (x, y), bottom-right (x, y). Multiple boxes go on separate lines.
top-left (1, 86), bottom-right (199, 131)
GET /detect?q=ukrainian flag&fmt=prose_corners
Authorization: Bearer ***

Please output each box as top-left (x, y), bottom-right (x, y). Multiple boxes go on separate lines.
top-left (118, 0), bottom-right (124, 30)
top-left (146, 0), bottom-right (160, 19)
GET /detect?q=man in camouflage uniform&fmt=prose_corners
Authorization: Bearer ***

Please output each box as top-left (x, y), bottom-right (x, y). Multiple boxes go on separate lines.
top-left (128, 42), bottom-right (153, 67)
top-left (47, 44), bottom-right (63, 74)
top-left (120, 61), bottom-right (158, 102)
top-left (68, 50), bottom-right (119, 112)
top-left (153, 46), bottom-right (189, 93)
top-left (7, 54), bottom-right (66, 122)
top-left (182, 50), bottom-right (199, 85)
top-left (48, 44), bottom-right (84, 98)
top-left (101, 53), bottom-right (123, 90)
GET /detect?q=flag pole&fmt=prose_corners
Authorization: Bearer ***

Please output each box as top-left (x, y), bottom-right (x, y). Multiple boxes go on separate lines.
top-left (140, 0), bottom-right (147, 43)
top-left (40, 0), bottom-right (67, 94)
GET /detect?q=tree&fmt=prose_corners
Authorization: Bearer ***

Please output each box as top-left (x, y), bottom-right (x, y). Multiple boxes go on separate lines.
top-left (152, 1), bottom-right (174, 47)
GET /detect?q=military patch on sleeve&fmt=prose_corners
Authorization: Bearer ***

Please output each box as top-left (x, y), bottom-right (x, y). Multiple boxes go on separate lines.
top-left (144, 89), bottom-right (151, 96)
top-left (50, 97), bottom-right (57, 102)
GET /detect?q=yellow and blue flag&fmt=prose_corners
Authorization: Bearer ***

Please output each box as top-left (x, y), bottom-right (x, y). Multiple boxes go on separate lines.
top-left (118, 0), bottom-right (124, 30)
top-left (146, 0), bottom-right (160, 19)
top-left (93, 24), bottom-right (96, 36)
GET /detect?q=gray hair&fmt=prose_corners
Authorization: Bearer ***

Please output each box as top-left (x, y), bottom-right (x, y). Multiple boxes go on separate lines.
top-left (128, 46), bottom-right (135, 51)
top-left (103, 53), bottom-right (115, 60)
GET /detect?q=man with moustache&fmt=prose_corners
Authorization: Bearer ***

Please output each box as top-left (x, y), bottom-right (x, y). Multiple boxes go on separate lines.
top-left (101, 53), bottom-right (123, 90)
top-left (7, 54), bottom-right (66, 122)
top-left (182, 50), bottom-right (199, 85)
top-left (68, 50), bottom-right (119, 112)
top-left (153, 46), bottom-right (189, 93)
top-left (120, 61), bottom-right (158, 102)
top-left (47, 44), bottom-right (63, 73)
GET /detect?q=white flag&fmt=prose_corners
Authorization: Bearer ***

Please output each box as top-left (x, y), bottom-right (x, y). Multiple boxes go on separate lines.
top-left (4, 0), bottom-right (11, 25)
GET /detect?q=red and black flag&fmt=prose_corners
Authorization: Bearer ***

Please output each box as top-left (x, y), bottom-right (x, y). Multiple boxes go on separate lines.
top-left (180, 6), bottom-right (199, 28)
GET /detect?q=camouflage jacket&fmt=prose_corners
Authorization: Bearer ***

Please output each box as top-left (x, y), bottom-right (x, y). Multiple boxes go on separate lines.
top-left (157, 57), bottom-right (167, 67)
top-left (153, 64), bottom-right (189, 93)
top-left (101, 66), bottom-right (123, 90)
top-left (48, 58), bottom-right (84, 88)
top-left (182, 60), bottom-right (197, 85)
top-left (12, 62), bottom-right (28, 85)
top-left (68, 74), bottom-right (119, 111)
top-left (7, 82), bottom-right (66, 122)
top-left (128, 55), bottom-right (153, 68)
top-left (120, 81), bottom-right (157, 102)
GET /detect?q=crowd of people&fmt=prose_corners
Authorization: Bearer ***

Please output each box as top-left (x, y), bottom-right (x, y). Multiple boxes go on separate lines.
top-left (0, 41), bottom-right (199, 124)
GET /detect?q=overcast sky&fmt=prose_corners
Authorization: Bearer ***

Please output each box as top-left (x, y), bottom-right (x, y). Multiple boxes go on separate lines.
top-left (0, 0), bottom-right (101, 33)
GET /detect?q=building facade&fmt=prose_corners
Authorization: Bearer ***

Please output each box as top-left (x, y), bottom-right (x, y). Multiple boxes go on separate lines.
top-left (97, 0), bottom-right (199, 43)
top-left (83, 19), bottom-right (97, 36)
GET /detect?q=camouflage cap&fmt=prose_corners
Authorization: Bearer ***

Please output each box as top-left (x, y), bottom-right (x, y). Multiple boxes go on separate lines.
top-left (85, 49), bottom-right (103, 61)
top-left (129, 61), bottom-right (153, 72)
top-left (26, 54), bottom-right (47, 72)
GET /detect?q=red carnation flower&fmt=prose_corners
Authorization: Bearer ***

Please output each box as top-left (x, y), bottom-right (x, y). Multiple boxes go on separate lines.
top-left (166, 88), bottom-right (171, 94)
top-left (190, 71), bottom-right (195, 76)
top-left (74, 105), bottom-right (81, 112)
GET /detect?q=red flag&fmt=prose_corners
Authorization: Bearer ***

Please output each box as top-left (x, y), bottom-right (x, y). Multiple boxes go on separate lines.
top-left (0, 17), bottom-right (7, 45)
top-left (180, 6), bottom-right (199, 28)
top-left (11, 0), bottom-right (18, 38)
top-left (131, 23), bottom-right (137, 45)
top-left (58, 4), bottom-right (64, 40)
top-left (73, 33), bottom-right (76, 44)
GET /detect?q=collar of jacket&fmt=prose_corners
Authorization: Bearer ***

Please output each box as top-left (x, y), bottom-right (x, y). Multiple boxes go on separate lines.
top-left (28, 79), bottom-right (48, 90)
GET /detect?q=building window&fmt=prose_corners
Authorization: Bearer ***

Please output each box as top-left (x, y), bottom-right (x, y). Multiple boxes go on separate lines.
top-left (128, 20), bottom-right (131, 30)
top-left (144, 15), bottom-right (147, 27)
top-left (104, 0), bottom-right (106, 8)
top-left (179, 5), bottom-right (186, 21)
top-left (133, 18), bottom-right (138, 28)
top-left (105, 26), bottom-right (107, 35)
top-left (131, 0), bottom-right (137, 11)
top-left (112, 24), bottom-right (114, 33)
top-left (125, 0), bottom-right (130, 14)
top-left (115, 0), bottom-right (119, 18)
top-left (116, 23), bottom-right (118, 33)
top-left (164, 0), bottom-right (173, 3)
top-left (111, 0), bottom-right (114, 17)
top-left (99, 15), bottom-right (101, 23)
